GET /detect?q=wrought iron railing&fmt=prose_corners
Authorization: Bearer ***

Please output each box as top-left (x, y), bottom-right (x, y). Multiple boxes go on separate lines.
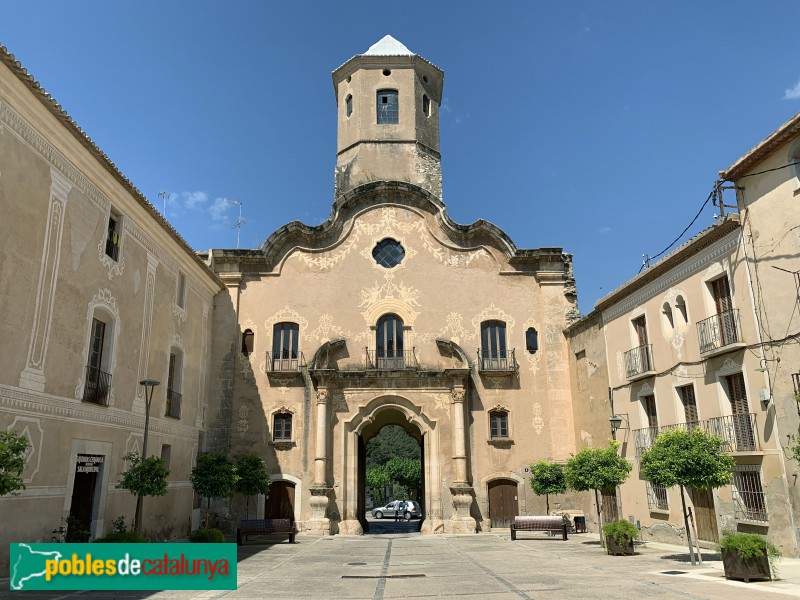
top-left (708, 413), bottom-right (759, 452)
top-left (477, 348), bottom-right (518, 372)
top-left (365, 348), bottom-right (418, 370)
top-left (634, 413), bottom-right (759, 455)
top-left (697, 309), bottom-right (741, 354)
top-left (166, 389), bottom-right (182, 419)
top-left (624, 344), bottom-right (653, 379)
top-left (266, 351), bottom-right (306, 372)
top-left (633, 426), bottom-right (660, 457)
top-left (83, 366), bottom-right (111, 406)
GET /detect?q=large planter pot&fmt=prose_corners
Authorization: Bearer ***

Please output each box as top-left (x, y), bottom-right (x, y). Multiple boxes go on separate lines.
top-left (605, 535), bottom-right (634, 556)
top-left (721, 548), bottom-right (772, 582)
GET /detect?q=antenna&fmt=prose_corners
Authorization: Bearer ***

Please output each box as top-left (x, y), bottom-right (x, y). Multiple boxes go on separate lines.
top-left (225, 198), bottom-right (245, 249)
top-left (157, 191), bottom-right (171, 216)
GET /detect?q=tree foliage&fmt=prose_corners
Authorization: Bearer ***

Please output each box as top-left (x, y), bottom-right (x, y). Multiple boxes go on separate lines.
top-left (365, 425), bottom-right (420, 470)
top-left (190, 452), bottom-right (238, 501)
top-left (0, 430), bottom-right (30, 496)
top-left (235, 454), bottom-right (271, 497)
top-left (384, 457), bottom-right (421, 491)
top-left (529, 460), bottom-right (567, 497)
top-left (116, 452), bottom-right (170, 498)
top-left (640, 428), bottom-right (734, 490)
top-left (564, 442), bottom-right (632, 492)
top-left (366, 465), bottom-right (391, 491)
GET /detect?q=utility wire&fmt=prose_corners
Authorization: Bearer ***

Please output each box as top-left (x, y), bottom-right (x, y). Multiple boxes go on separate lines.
top-left (639, 188), bottom-right (716, 273)
top-left (725, 160), bottom-right (800, 181)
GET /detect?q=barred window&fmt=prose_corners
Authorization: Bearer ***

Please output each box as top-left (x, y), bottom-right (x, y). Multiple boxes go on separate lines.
top-left (732, 465), bottom-right (768, 522)
top-left (646, 482), bottom-right (669, 511)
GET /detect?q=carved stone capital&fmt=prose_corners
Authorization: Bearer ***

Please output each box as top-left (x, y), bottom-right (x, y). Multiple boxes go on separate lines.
top-left (451, 388), bottom-right (465, 404)
top-left (316, 389), bottom-right (329, 404)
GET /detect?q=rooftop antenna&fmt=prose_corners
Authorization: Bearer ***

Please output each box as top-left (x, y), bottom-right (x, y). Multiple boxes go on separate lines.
top-left (157, 191), bottom-right (171, 216)
top-left (225, 198), bottom-right (245, 249)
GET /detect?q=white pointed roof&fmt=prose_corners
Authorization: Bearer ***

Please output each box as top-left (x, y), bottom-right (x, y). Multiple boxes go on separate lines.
top-left (364, 35), bottom-right (414, 56)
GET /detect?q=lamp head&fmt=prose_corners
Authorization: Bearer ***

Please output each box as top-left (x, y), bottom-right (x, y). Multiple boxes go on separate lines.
top-left (139, 379), bottom-right (160, 387)
top-left (609, 414), bottom-right (623, 432)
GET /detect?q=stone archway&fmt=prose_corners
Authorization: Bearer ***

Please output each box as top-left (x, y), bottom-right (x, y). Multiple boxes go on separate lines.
top-left (338, 395), bottom-right (443, 535)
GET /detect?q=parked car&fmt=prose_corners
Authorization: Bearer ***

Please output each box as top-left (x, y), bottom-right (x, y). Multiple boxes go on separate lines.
top-left (371, 500), bottom-right (422, 520)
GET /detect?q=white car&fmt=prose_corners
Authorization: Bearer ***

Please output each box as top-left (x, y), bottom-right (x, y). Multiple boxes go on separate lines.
top-left (371, 500), bottom-right (422, 520)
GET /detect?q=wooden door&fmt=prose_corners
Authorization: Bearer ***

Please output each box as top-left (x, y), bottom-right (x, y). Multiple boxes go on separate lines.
top-left (679, 385), bottom-right (699, 423)
top-left (264, 481), bottom-right (295, 521)
top-left (726, 373), bottom-right (755, 450)
top-left (642, 395), bottom-right (658, 428)
top-left (488, 479), bottom-right (518, 528)
top-left (633, 316), bottom-right (648, 346)
top-left (689, 488), bottom-right (719, 542)
top-left (711, 276), bottom-right (733, 314)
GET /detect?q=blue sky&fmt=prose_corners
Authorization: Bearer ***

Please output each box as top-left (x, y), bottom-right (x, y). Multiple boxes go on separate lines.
top-left (2, 2), bottom-right (799, 313)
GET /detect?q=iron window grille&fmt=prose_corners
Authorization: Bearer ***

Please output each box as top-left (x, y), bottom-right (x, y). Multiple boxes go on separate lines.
top-left (732, 465), bottom-right (768, 522)
top-left (646, 482), bottom-right (669, 511)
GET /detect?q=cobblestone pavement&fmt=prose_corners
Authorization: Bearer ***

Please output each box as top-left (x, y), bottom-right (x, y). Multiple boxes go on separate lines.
top-left (3, 532), bottom-right (800, 599)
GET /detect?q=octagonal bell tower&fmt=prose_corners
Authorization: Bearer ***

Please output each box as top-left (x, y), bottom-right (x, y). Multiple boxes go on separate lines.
top-left (332, 35), bottom-right (444, 199)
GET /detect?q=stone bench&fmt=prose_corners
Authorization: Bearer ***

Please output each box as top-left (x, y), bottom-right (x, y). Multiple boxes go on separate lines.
top-left (510, 515), bottom-right (568, 541)
top-left (236, 518), bottom-right (296, 545)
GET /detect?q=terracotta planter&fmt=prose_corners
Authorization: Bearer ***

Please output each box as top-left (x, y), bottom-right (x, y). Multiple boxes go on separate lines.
top-left (721, 548), bottom-right (772, 582)
top-left (605, 535), bottom-right (635, 556)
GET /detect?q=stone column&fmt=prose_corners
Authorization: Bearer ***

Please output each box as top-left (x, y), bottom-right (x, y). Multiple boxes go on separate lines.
top-left (446, 385), bottom-right (476, 534)
top-left (307, 387), bottom-right (331, 535)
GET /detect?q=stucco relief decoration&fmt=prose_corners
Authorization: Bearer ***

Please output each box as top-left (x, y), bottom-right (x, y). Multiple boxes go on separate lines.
top-left (265, 307), bottom-right (308, 334)
top-left (661, 288), bottom-right (687, 358)
top-left (431, 393), bottom-right (451, 419)
top-left (237, 405), bottom-right (249, 438)
top-left (639, 383), bottom-right (654, 396)
top-left (471, 304), bottom-right (515, 339)
top-left (674, 364), bottom-right (689, 382)
top-left (172, 303), bottom-right (187, 326)
top-left (359, 272), bottom-right (422, 310)
top-left (330, 390), bottom-right (347, 417)
top-left (97, 239), bottom-right (125, 280)
top-left (531, 403), bottom-right (545, 435)
top-left (75, 289), bottom-right (120, 405)
top-left (587, 360), bottom-right (598, 376)
top-left (305, 313), bottom-right (346, 343)
top-left (705, 262), bottom-right (724, 279)
top-left (268, 374), bottom-right (296, 394)
top-left (239, 352), bottom-right (254, 379)
top-left (522, 315), bottom-right (542, 374)
top-left (417, 312), bottom-right (475, 345)
top-left (717, 358), bottom-right (742, 376)
top-left (7, 417), bottom-right (43, 483)
top-left (421, 238), bottom-right (488, 268)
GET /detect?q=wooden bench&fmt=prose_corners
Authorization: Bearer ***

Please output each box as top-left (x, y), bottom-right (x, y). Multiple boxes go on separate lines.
top-left (510, 515), bottom-right (568, 541)
top-left (236, 518), bottom-right (296, 545)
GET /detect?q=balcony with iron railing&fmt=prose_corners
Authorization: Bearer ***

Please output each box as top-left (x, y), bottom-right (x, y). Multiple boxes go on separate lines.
top-left (365, 348), bottom-right (418, 370)
top-left (624, 344), bottom-right (654, 380)
top-left (266, 351), bottom-right (306, 373)
top-left (697, 309), bottom-right (744, 356)
top-left (477, 348), bottom-right (518, 374)
top-left (633, 412), bottom-right (760, 456)
top-left (83, 366), bottom-right (111, 406)
top-left (166, 389), bottom-right (182, 419)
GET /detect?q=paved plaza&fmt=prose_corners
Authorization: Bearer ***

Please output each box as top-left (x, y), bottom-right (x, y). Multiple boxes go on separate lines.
top-left (5, 529), bottom-right (800, 599)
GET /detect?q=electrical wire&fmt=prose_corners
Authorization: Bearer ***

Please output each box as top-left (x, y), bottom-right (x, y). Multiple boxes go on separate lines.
top-left (638, 188), bottom-right (716, 273)
top-left (726, 160), bottom-right (800, 181)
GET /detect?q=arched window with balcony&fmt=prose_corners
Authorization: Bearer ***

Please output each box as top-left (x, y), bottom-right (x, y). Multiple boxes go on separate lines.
top-left (271, 322), bottom-right (300, 371)
top-left (480, 320), bottom-right (509, 370)
top-left (375, 314), bottom-right (404, 369)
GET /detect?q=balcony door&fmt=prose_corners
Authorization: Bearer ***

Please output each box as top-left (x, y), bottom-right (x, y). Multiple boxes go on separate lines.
top-left (725, 373), bottom-right (755, 451)
top-left (481, 321), bottom-right (507, 370)
top-left (272, 322), bottom-right (299, 371)
top-left (711, 275), bottom-right (737, 345)
top-left (376, 314), bottom-right (404, 369)
top-left (642, 394), bottom-right (658, 446)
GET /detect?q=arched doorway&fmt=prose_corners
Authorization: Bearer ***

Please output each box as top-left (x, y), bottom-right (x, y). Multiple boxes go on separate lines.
top-left (488, 479), bottom-right (518, 529)
top-left (339, 395), bottom-right (442, 536)
top-left (361, 423), bottom-right (424, 534)
top-left (265, 480), bottom-right (295, 520)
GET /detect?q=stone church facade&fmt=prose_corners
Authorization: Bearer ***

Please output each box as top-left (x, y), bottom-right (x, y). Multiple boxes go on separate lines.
top-left (204, 36), bottom-right (580, 534)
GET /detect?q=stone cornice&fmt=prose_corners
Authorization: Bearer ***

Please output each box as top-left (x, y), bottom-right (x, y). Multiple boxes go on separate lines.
top-left (0, 385), bottom-right (200, 442)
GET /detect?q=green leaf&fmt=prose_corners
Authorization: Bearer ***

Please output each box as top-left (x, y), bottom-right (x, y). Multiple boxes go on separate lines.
top-left (639, 428), bottom-right (734, 490)
top-left (0, 430), bottom-right (30, 496)
top-left (115, 452), bottom-right (170, 498)
top-left (235, 453), bottom-right (271, 497)
top-left (190, 451), bottom-right (238, 500)
top-left (564, 441), bottom-right (632, 492)
top-left (529, 460), bottom-right (567, 497)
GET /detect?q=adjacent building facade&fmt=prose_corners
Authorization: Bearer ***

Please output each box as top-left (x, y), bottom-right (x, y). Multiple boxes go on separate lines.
top-left (0, 45), bottom-right (223, 571)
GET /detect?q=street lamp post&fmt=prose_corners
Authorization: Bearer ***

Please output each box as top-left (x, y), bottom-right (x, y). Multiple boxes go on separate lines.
top-left (135, 379), bottom-right (160, 534)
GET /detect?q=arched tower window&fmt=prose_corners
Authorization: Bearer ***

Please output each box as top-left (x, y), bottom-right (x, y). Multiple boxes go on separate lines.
top-left (166, 349), bottom-right (183, 419)
top-left (376, 314), bottom-right (404, 368)
top-left (345, 94), bottom-right (353, 118)
top-left (377, 89), bottom-right (399, 124)
top-left (422, 94), bottom-right (430, 117)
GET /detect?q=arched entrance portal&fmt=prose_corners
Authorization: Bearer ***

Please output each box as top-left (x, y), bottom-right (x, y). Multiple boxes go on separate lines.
top-left (338, 395), bottom-right (442, 535)
top-left (360, 423), bottom-right (424, 533)
top-left (265, 480), bottom-right (296, 521)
